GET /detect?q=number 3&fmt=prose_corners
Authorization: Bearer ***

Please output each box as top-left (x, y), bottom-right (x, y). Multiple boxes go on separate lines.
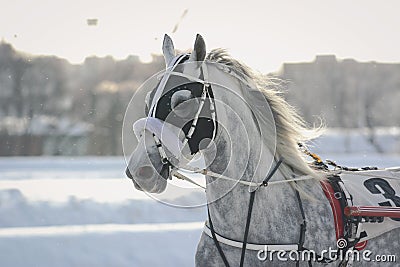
top-left (364, 178), bottom-right (400, 222)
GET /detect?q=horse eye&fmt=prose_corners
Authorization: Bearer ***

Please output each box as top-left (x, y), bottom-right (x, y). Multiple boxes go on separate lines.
top-left (171, 90), bottom-right (199, 118)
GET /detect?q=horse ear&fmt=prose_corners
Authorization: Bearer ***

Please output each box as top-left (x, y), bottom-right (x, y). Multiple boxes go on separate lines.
top-left (162, 34), bottom-right (175, 67)
top-left (189, 34), bottom-right (206, 62)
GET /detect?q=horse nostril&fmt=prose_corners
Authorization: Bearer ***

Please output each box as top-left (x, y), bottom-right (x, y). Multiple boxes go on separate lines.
top-left (136, 166), bottom-right (154, 179)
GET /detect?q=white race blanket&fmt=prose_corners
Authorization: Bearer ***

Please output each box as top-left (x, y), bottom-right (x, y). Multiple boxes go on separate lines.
top-left (340, 167), bottom-right (400, 241)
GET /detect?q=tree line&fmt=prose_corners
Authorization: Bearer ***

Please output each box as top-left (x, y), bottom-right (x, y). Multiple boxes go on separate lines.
top-left (0, 43), bottom-right (398, 156)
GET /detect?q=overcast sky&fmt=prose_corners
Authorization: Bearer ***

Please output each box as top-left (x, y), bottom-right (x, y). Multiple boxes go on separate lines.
top-left (1, 0), bottom-right (399, 73)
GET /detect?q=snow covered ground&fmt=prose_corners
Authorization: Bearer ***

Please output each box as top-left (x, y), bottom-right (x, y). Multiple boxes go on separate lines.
top-left (0, 149), bottom-right (399, 266)
top-left (0, 157), bottom-right (207, 267)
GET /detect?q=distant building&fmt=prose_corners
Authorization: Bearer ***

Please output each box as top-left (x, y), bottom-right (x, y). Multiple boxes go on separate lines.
top-left (279, 55), bottom-right (400, 128)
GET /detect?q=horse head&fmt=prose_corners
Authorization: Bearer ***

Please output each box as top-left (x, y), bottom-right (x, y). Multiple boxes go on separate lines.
top-left (126, 34), bottom-right (217, 194)
top-left (125, 34), bottom-right (317, 199)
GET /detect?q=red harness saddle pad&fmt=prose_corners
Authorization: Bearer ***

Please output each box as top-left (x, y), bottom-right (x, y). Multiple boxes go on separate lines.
top-left (320, 168), bottom-right (400, 250)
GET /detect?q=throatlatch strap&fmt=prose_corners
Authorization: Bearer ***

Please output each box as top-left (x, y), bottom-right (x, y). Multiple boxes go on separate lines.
top-left (239, 158), bottom-right (283, 267)
top-left (207, 206), bottom-right (230, 267)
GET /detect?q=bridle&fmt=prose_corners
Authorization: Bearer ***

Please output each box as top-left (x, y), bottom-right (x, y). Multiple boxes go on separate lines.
top-left (140, 54), bottom-right (218, 180)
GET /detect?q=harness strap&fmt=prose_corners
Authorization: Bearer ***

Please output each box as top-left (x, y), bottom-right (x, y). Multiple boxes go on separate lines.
top-left (204, 158), bottom-right (339, 265)
top-left (239, 158), bottom-right (283, 267)
top-left (170, 169), bottom-right (206, 189)
top-left (293, 179), bottom-right (339, 265)
top-left (207, 206), bottom-right (230, 267)
top-left (203, 224), bottom-right (299, 251)
top-left (293, 179), bottom-right (311, 267)
top-left (173, 164), bottom-right (315, 188)
top-left (205, 158), bottom-right (284, 267)
top-left (239, 191), bottom-right (256, 267)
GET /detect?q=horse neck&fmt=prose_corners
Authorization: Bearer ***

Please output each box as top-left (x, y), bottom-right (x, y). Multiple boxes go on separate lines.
top-left (204, 134), bottom-right (335, 248)
top-left (205, 77), bottom-right (278, 176)
top-left (203, 86), bottom-right (301, 240)
top-left (205, 141), bottom-right (307, 246)
top-left (202, 77), bottom-right (336, 249)
top-left (203, 84), bottom-right (277, 198)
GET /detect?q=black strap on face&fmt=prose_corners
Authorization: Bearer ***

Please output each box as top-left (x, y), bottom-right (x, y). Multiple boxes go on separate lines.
top-left (153, 81), bottom-right (216, 154)
top-left (147, 59), bottom-right (217, 155)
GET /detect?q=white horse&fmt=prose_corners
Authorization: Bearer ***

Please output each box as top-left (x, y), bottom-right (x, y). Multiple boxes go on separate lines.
top-left (126, 34), bottom-right (400, 266)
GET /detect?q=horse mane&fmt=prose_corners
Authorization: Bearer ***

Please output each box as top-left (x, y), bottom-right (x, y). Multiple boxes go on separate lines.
top-left (206, 48), bottom-right (325, 181)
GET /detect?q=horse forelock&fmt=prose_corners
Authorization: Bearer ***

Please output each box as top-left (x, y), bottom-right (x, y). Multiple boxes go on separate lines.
top-left (206, 48), bottom-right (326, 182)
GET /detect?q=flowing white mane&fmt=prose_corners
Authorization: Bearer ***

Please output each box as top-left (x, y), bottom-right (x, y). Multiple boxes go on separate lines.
top-left (206, 48), bottom-right (325, 181)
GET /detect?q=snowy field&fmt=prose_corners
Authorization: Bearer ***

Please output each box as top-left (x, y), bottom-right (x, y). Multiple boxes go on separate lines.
top-left (0, 147), bottom-right (399, 266)
top-left (0, 157), bottom-right (207, 267)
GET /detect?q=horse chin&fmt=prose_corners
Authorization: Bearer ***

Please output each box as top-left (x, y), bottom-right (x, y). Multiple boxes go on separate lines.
top-left (149, 177), bottom-right (167, 194)
top-left (132, 173), bottom-right (168, 194)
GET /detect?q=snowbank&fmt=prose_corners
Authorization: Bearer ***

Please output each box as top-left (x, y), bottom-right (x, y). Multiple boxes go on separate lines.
top-left (0, 152), bottom-right (399, 266)
top-left (0, 189), bottom-right (206, 228)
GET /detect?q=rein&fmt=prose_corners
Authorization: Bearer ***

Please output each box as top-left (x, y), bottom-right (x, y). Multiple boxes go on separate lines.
top-left (171, 165), bottom-right (314, 189)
